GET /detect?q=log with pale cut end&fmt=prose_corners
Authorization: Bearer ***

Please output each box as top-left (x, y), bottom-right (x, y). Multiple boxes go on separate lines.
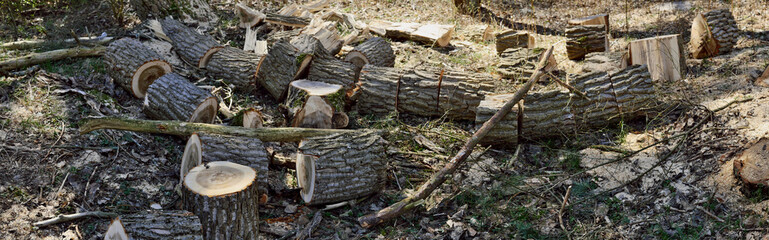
top-left (184, 133), bottom-right (269, 194)
top-left (734, 138), bottom-right (769, 187)
top-left (236, 3), bottom-right (265, 28)
top-left (703, 9), bottom-right (740, 54)
top-left (628, 34), bottom-right (685, 82)
top-left (121, 210), bottom-right (203, 239)
top-left (288, 80), bottom-right (346, 129)
top-left (495, 30), bottom-right (534, 54)
top-left (144, 73), bottom-right (218, 123)
top-left (183, 161), bottom-right (259, 240)
top-left (205, 46), bottom-right (262, 91)
top-left (242, 108), bottom-right (264, 128)
top-left (160, 18), bottom-right (222, 68)
top-left (581, 52), bottom-right (628, 73)
top-left (357, 65), bottom-right (495, 119)
top-left (565, 25), bottom-right (607, 60)
top-left (568, 71), bottom-right (619, 126)
top-left (104, 38), bottom-right (173, 98)
top-left (105, 218), bottom-right (129, 240)
top-left (344, 37), bottom-right (395, 79)
top-left (290, 35), bottom-right (330, 80)
top-left (308, 57), bottom-right (357, 89)
top-left (296, 130), bottom-right (386, 205)
top-left (369, 21), bottom-right (454, 47)
top-left (256, 40), bottom-right (299, 100)
top-left (0, 46), bottom-right (106, 72)
top-left (265, 12), bottom-right (310, 27)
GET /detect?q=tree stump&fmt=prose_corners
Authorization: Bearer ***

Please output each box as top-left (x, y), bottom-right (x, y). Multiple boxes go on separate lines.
top-left (121, 210), bottom-right (203, 239)
top-left (205, 46), bottom-right (262, 91)
top-left (160, 18), bottom-right (222, 68)
top-left (734, 138), bottom-right (769, 187)
top-left (690, 9), bottom-right (740, 58)
top-left (357, 65), bottom-right (495, 120)
top-left (495, 30), bottom-right (534, 54)
top-left (183, 133), bottom-right (269, 194)
top-left (307, 57), bottom-right (357, 90)
top-left (565, 25), bottom-right (607, 60)
top-left (628, 34), bottom-right (685, 82)
top-left (183, 161), bottom-right (259, 240)
top-left (104, 38), bottom-right (172, 98)
top-left (256, 40), bottom-right (299, 100)
top-left (265, 12), bottom-right (311, 28)
top-left (143, 73), bottom-right (218, 123)
top-left (296, 130), bottom-right (386, 205)
top-left (287, 80), bottom-right (348, 129)
top-left (344, 37), bottom-right (396, 79)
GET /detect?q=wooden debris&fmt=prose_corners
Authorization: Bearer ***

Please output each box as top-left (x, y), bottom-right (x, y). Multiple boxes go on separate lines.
top-left (1, 36), bottom-right (114, 50)
top-left (568, 14), bottom-right (610, 33)
top-left (160, 18), bottom-right (222, 68)
top-left (565, 24), bottom-right (607, 60)
top-left (495, 30), bottom-right (534, 54)
top-left (498, 47), bottom-right (557, 80)
top-left (581, 52), bottom-right (628, 73)
top-left (755, 65), bottom-right (769, 87)
top-left (289, 80), bottom-right (347, 129)
top-left (257, 40), bottom-right (299, 100)
top-left (143, 73), bottom-right (218, 123)
top-left (733, 138), bottom-right (769, 187)
top-left (34, 211), bottom-right (117, 228)
top-left (184, 133), bottom-right (270, 193)
top-left (369, 20), bottom-right (454, 47)
top-left (104, 38), bottom-right (172, 98)
top-left (265, 12), bottom-right (311, 28)
top-left (183, 162), bottom-right (259, 240)
top-left (0, 46), bottom-right (105, 72)
top-left (690, 9), bottom-right (740, 58)
top-left (344, 37), bottom-right (396, 79)
top-left (121, 210), bottom-right (203, 239)
top-left (244, 27), bottom-right (259, 51)
top-left (205, 46), bottom-right (262, 91)
top-left (236, 3), bottom-right (266, 28)
top-left (297, 131), bottom-right (386, 205)
top-left (628, 34), bottom-right (685, 82)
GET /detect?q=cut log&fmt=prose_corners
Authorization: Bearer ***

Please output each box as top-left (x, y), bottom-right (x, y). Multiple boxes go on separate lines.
top-left (265, 12), bottom-right (311, 28)
top-left (290, 34), bottom-right (330, 80)
top-left (702, 9), bottom-right (740, 54)
top-left (130, 0), bottom-right (218, 23)
top-left (565, 25), bottom-right (607, 60)
top-left (495, 30), bottom-right (534, 54)
top-left (296, 130), bottom-right (386, 205)
top-left (581, 52), bottom-right (628, 73)
top-left (568, 14), bottom-right (609, 33)
top-left (105, 218), bottom-right (129, 240)
top-left (0, 46), bottom-right (105, 72)
top-left (242, 108), bottom-right (264, 128)
top-left (205, 46), bottom-right (262, 91)
top-left (628, 34), bottom-right (685, 82)
top-left (160, 18), bottom-right (222, 68)
top-left (244, 27), bottom-right (258, 52)
top-left (357, 65), bottom-right (495, 119)
top-left (256, 40), bottom-right (299, 100)
top-left (322, 11), bottom-right (367, 30)
top-left (498, 47), bottom-right (557, 80)
top-left (690, 13), bottom-right (720, 59)
top-left (369, 20), bottom-right (454, 47)
top-left (183, 161), bottom-right (259, 240)
top-left (184, 133), bottom-right (269, 194)
top-left (755, 65), bottom-right (769, 87)
top-left (121, 210), bottom-right (203, 239)
top-left (235, 3), bottom-right (266, 28)
top-left (344, 37), bottom-right (396, 80)
top-left (302, 25), bottom-right (344, 56)
top-left (288, 80), bottom-right (346, 129)
top-left (104, 38), bottom-right (173, 98)
top-left (733, 138), bottom-right (769, 187)
top-left (267, 29), bottom-right (303, 44)
top-left (308, 57), bottom-right (357, 89)
top-left (143, 73), bottom-right (218, 123)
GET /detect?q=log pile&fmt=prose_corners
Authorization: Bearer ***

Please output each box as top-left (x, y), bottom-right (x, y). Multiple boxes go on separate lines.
top-left (733, 138), bottom-right (769, 187)
top-left (565, 24), bottom-right (607, 60)
top-left (369, 20), bottom-right (454, 47)
top-left (690, 9), bottom-right (741, 58)
top-left (104, 38), bottom-right (172, 98)
top-left (628, 34), bottom-right (685, 82)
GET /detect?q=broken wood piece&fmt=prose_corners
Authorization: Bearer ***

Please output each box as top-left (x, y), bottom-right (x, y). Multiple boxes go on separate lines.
top-left (297, 130), bottom-right (386, 205)
top-left (183, 161), bottom-right (259, 240)
top-left (104, 38), bottom-right (172, 98)
top-left (289, 80), bottom-right (347, 129)
top-left (344, 37), bottom-right (395, 79)
top-left (34, 211), bottom-right (118, 227)
top-left (265, 12), bottom-right (311, 28)
top-left (1, 36), bottom-right (114, 50)
top-left (244, 27), bottom-right (259, 51)
top-left (369, 20), bottom-right (454, 47)
top-left (628, 34), bottom-right (685, 82)
top-left (205, 46), bottom-right (262, 91)
top-left (733, 138), bottom-right (769, 187)
top-left (0, 46), bottom-right (105, 72)
top-left (104, 217), bottom-right (128, 240)
top-left (495, 30), bottom-right (534, 54)
top-left (236, 3), bottom-right (266, 28)
top-left (256, 40), bottom-right (300, 100)
top-left (294, 210), bottom-right (323, 240)
top-left (160, 18), bottom-right (222, 68)
top-left (143, 73), bottom-right (218, 123)
top-left (755, 65), bottom-right (769, 87)
top-left (298, 0), bottom-right (330, 13)
top-left (243, 108), bottom-right (264, 128)
top-left (121, 210), bottom-right (203, 239)
top-left (184, 133), bottom-right (270, 194)
top-left (565, 24), bottom-right (607, 60)
top-left (254, 41), bottom-right (268, 56)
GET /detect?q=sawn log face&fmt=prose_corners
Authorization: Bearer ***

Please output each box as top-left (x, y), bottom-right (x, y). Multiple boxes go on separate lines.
top-left (161, 18), bottom-right (221, 67)
top-left (197, 133), bottom-right (270, 194)
top-left (256, 40), bottom-right (299, 100)
top-left (104, 38), bottom-right (169, 98)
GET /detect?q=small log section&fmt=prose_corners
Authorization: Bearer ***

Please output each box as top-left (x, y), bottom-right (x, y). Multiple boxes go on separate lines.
top-left (307, 57), bottom-right (357, 89)
top-left (357, 65), bottom-right (495, 120)
top-left (344, 37), bottom-right (396, 79)
top-left (160, 18), bottom-right (222, 68)
top-left (478, 64), bottom-right (655, 144)
top-left (565, 25), bottom-right (607, 60)
top-left (568, 14), bottom-right (609, 53)
top-left (121, 210), bottom-right (203, 239)
top-left (690, 9), bottom-right (739, 58)
top-left (495, 30), bottom-right (534, 54)
top-left (581, 52), bottom-right (628, 73)
top-left (296, 130), bottom-right (386, 205)
top-left (628, 34), bottom-right (685, 82)
top-left (184, 133), bottom-right (270, 194)
top-left (369, 20), bottom-right (454, 47)
top-left (756, 65), bottom-right (769, 87)
top-left (205, 46), bottom-right (262, 90)
top-left (143, 73), bottom-right (218, 123)
top-left (104, 38), bottom-right (172, 98)
top-left (256, 40), bottom-right (299, 100)
top-left (183, 161), bottom-right (259, 240)
top-left (0, 46), bottom-right (105, 72)
top-left (265, 12), bottom-right (311, 27)
top-left (733, 138), bottom-right (769, 187)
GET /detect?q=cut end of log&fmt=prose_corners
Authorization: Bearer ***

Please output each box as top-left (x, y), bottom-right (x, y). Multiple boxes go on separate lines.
top-left (343, 51), bottom-right (368, 69)
top-left (242, 108), bottom-right (264, 128)
top-left (184, 161), bottom-right (257, 197)
top-left (104, 217), bottom-right (129, 240)
top-left (296, 148), bottom-right (316, 203)
top-left (734, 138), bottom-right (769, 187)
top-left (132, 60), bottom-right (172, 99)
top-left (182, 133), bottom-right (203, 185)
top-left (292, 95), bottom-right (334, 128)
top-left (291, 80), bottom-right (343, 96)
top-left (332, 111), bottom-right (349, 129)
top-left (188, 97), bottom-right (218, 123)
top-left (199, 46), bottom-right (224, 68)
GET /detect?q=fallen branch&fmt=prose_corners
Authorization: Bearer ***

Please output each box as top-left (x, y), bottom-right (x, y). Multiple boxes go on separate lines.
top-left (547, 71), bottom-right (590, 101)
top-left (0, 46), bottom-right (106, 72)
top-left (79, 117), bottom-right (359, 142)
top-left (34, 211), bottom-right (117, 227)
top-left (294, 211), bottom-right (323, 240)
top-left (1, 36), bottom-right (114, 50)
top-left (357, 46), bottom-right (555, 228)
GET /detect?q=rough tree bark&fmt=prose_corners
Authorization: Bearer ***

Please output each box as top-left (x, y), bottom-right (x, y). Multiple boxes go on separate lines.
top-left (256, 40), bottom-right (299, 100)
top-left (160, 18), bottom-right (222, 68)
top-left (205, 46), bottom-right (262, 91)
top-left (498, 47), bottom-right (543, 80)
top-left (143, 73), bottom-right (218, 123)
top-left (296, 130), bottom-right (386, 205)
top-left (702, 9), bottom-right (740, 54)
top-left (130, 0), bottom-right (218, 23)
top-left (307, 57), bottom-right (357, 89)
top-left (184, 133), bottom-right (270, 194)
top-left (344, 37), bottom-right (395, 79)
top-left (369, 21), bottom-right (454, 47)
top-left (495, 30), bottom-right (533, 54)
top-left (121, 210), bottom-right (203, 240)
top-left (264, 12), bottom-right (311, 27)
top-left (565, 25), bottom-right (607, 60)
top-left (104, 38), bottom-right (172, 98)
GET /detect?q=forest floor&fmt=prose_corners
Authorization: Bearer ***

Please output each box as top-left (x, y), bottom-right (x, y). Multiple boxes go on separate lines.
top-left (1, 0), bottom-right (769, 239)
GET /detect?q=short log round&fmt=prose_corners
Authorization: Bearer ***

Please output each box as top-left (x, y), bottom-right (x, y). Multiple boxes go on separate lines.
top-left (160, 18), bottom-right (222, 68)
top-left (104, 38), bottom-right (172, 98)
top-left (143, 73), bottom-right (218, 123)
top-left (183, 133), bottom-right (270, 194)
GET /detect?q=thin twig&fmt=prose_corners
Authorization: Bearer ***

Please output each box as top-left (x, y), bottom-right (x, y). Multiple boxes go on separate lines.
top-left (83, 166), bottom-right (97, 199)
top-left (548, 71), bottom-right (590, 101)
top-left (33, 211), bottom-right (117, 227)
top-left (696, 206), bottom-right (725, 223)
top-left (53, 172), bottom-right (70, 200)
top-left (559, 185), bottom-right (573, 240)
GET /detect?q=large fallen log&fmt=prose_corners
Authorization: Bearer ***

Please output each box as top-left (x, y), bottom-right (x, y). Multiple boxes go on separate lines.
top-left (369, 20), bottom-right (454, 47)
top-left (256, 40), bottom-right (299, 100)
top-left (121, 210), bottom-right (203, 239)
top-left (104, 38), bottom-right (172, 98)
top-left (78, 117), bottom-right (360, 142)
top-left (296, 130), bottom-right (386, 205)
top-left (183, 161), bottom-right (259, 240)
top-left (357, 65), bottom-right (495, 119)
top-left (205, 46), bottom-right (262, 90)
top-left (0, 46), bottom-right (105, 72)
top-left (160, 18), bottom-right (222, 68)
top-left (565, 25), bottom-right (606, 60)
top-left (1, 36), bottom-right (114, 50)
top-left (568, 14), bottom-right (609, 32)
top-left (495, 30), bottom-right (534, 54)
top-left (344, 37), bottom-right (396, 79)
top-left (183, 133), bottom-right (270, 194)
top-left (628, 34), bottom-right (685, 82)
top-left (143, 73), bottom-right (218, 123)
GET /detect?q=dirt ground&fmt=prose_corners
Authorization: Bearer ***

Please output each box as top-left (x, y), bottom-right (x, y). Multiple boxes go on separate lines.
top-left (2, 0), bottom-right (769, 239)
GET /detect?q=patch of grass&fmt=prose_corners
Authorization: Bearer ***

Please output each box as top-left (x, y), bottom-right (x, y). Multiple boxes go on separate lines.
top-left (560, 151), bottom-right (582, 172)
top-left (41, 58), bottom-right (106, 76)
